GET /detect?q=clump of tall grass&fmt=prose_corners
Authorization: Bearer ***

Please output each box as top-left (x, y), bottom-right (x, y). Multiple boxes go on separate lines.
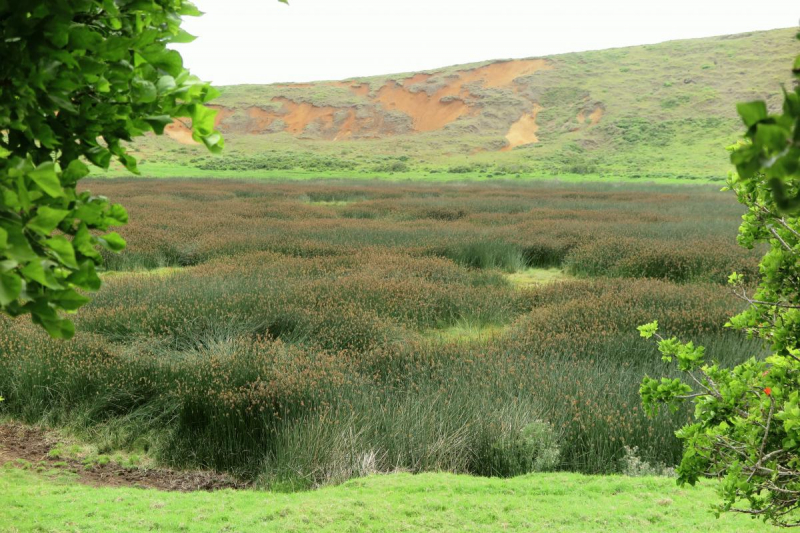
top-left (441, 241), bottom-right (526, 272)
top-left (0, 179), bottom-right (766, 487)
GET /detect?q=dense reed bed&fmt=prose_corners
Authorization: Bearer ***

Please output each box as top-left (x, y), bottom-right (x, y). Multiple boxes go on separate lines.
top-left (0, 179), bottom-right (764, 488)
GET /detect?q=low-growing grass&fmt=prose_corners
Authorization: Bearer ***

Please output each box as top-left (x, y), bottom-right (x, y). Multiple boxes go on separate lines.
top-left (0, 179), bottom-right (765, 488)
top-left (0, 468), bottom-right (777, 532)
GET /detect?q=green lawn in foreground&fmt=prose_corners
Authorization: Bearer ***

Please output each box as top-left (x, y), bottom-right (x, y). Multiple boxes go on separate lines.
top-left (0, 467), bottom-right (774, 532)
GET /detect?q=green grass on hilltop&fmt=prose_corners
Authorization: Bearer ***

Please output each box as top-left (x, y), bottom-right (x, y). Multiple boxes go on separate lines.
top-left (0, 467), bottom-right (776, 533)
top-left (125, 28), bottom-right (799, 182)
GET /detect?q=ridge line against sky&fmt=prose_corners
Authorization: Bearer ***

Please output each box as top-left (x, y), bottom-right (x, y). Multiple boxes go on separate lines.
top-left (174, 0), bottom-right (799, 86)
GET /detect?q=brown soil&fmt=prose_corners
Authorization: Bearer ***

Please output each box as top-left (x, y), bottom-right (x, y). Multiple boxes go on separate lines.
top-left (273, 97), bottom-right (338, 135)
top-left (0, 423), bottom-right (248, 492)
top-left (456, 59), bottom-right (551, 89)
top-left (371, 60), bottom-right (550, 133)
top-left (164, 121), bottom-right (198, 145)
top-left (502, 103), bottom-right (542, 151)
top-left (170, 59), bottom-right (556, 140)
top-left (588, 106), bottom-right (604, 125)
top-left (243, 106), bottom-right (279, 133)
top-left (374, 81), bottom-right (472, 132)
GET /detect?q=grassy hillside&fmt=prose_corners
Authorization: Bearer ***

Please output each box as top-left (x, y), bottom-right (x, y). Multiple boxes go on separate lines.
top-left (125, 28), bottom-right (798, 181)
top-left (0, 468), bottom-right (777, 532)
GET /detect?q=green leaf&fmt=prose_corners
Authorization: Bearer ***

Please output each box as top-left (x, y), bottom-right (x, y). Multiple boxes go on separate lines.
top-left (53, 289), bottom-right (91, 311)
top-left (27, 207), bottom-right (69, 234)
top-left (69, 24), bottom-right (103, 50)
top-left (144, 49), bottom-right (183, 76)
top-left (737, 101), bottom-right (768, 128)
top-left (47, 94), bottom-right (78, 114)
top-left (178, 2), bottom-right (203, 16)
top-left (172, 29), bottom-right (197, 44)
top-left (5, 227), bottom-right (37, 263)
top-left (638, 321), bottom-right (659, 339)
top-left (189, 104), bottom-right (218, 136)
top-left (28, 162), bottom-right (64, 198)
top-left (156, 76), bottom-right (177, 94)
top-left (200, 132), bottom-right (225, 154)
top-left (85, 146), bottom-right (112, 169)
top-left (45, 237), bottom-right (78, 269)
top-left (144, 115), bottom-right (173, 135)
top-left (73, 224), bottom-right (101, 261)
top-left (21, 260), bottom-right (62, 289)
top-left (63, 160), bottom-right (90, 182)
top-left (99, 232), bottom-right (126, 252)
top-left (132, 78), bottom-right (158, 104)
top-left (36, 316), bottom-right (75, 340)
top-left (107, 204), bottom-right (129, 226)
top-left (0, 272), bottom-right (21, 306)
top-left (67, 261), bottom-right (101, 291)
top-left (755, 124), bottom-right (789, 153)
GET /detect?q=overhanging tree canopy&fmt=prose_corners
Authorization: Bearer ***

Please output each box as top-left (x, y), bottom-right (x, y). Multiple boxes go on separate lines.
top-left (0, 0), bottom-right (227, 338)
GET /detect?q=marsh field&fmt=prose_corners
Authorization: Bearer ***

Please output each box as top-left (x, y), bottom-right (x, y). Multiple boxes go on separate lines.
top-left (0, 178), bottom-right (764, 490)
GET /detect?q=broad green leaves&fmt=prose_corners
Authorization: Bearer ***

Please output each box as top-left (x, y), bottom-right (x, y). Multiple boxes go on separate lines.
top-left (28, 163), bottom-right (64, 198)
top-left (0, 0), bottom-right (245, 337)
top-left (640, 31), bottom-right (800, 527)
top-left (736, 101), bottom-right (768, 128)
top-left (730, 32), bottom-right (800, 213)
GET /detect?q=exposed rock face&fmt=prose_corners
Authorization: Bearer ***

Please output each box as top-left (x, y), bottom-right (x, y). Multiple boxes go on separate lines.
top-left (165, 59), bottom-right (558, 150)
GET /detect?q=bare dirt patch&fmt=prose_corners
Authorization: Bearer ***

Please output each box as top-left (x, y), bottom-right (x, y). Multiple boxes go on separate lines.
top-left (457, 59), bottom-right (551, 89)
top-left (588, 106), bottom-right (604, 125)
top-left (0, 423), bottom-right (247, 492)
top-left (374, 81), bottom-right (472, 132)
top-left (163, 120), bottom-right (199, 145)
top-left (165, 59), bottom-right (556, 141)
top-left (502, 104), bottom-right (543, 150)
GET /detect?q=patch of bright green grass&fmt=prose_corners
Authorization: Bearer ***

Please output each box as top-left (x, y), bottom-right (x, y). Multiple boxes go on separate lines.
top-left (100, 266), bottom-right (183, 279)
top-left (0, 467), bottom-right (775, 532)
top-left (424, 321), bottom-right (509, 344)
top-left (98, 162), bottom-right (727, 185)
top-left (506, 268), bottom-right (572, 289)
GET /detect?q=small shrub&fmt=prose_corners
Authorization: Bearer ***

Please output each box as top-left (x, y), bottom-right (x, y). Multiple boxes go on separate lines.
top-left (477, 420), bottom-right (560, 477)
top-left (620, 446), bottom-right (675, 477)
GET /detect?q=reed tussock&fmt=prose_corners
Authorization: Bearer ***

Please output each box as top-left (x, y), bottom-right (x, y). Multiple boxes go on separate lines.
top-left (0, 179), bottom-right (763, 488)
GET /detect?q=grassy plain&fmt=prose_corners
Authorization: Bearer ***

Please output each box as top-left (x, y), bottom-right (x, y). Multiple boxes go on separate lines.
top-left (0, 467), bottom-right (776, 532)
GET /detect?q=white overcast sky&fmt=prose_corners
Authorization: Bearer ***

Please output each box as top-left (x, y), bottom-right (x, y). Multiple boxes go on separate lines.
top-left (173, 0), bottom-right (799, 85)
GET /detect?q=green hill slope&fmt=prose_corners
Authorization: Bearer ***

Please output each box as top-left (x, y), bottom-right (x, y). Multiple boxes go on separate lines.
top-left (130, 28), bottom-right (798, 181)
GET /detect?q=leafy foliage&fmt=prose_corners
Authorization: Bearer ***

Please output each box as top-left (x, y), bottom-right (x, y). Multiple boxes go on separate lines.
top-left (0, 0), bottom-right (225, 337)
top-left (640, 31), bottom-right (800, 526)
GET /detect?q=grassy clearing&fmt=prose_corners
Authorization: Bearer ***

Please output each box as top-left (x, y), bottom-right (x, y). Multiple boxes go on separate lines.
top-left (0, 467), bottom-right (774, 532)
top-left (423, 320), bottom-right (509, 344)
top-left (506, 268), bottom-right (572, 288)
